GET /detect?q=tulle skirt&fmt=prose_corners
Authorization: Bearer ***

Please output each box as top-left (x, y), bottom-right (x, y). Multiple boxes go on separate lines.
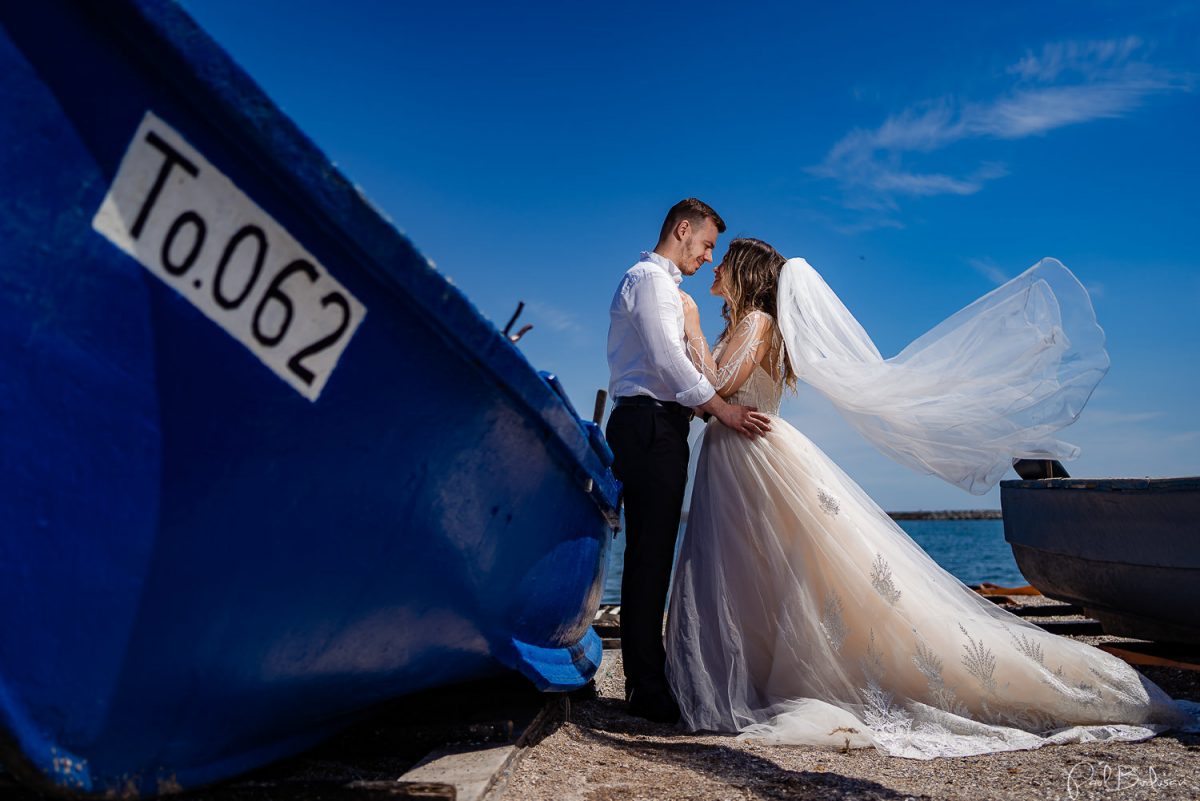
top-left (665, 417), bottom-right (1189, 759)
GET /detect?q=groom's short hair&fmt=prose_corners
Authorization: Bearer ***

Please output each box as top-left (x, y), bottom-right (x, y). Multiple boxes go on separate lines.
top-left (659, 198), bottom-right (726, 242)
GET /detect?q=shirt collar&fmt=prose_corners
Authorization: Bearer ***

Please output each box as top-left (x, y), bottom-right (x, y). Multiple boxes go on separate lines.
top-left (641, 251), bottom-right (683, 286)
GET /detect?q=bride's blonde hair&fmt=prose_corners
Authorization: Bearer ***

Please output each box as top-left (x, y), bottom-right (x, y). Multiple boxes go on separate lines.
top-left (718, 237), bottom-right (797, 391)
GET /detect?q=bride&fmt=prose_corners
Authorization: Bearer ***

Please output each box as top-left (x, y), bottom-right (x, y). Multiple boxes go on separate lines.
top-left (665, 238), bottom-right (1189, 758)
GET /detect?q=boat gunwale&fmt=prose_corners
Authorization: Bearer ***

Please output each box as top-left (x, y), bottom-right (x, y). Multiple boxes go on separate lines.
top-left (1000, 476), bottom-right (1200, 492)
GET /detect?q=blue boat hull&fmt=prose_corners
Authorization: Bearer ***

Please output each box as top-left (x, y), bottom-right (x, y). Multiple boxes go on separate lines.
top-left (0, 0), bottom-right (619, 795)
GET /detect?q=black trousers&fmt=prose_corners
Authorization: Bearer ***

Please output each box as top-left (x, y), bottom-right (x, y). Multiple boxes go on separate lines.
top-left (606, 404), bottom-right (691, 699)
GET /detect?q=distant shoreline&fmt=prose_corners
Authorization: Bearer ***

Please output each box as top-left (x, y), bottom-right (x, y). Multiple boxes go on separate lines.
top-left (887, 510), bottom-right (1002, 520)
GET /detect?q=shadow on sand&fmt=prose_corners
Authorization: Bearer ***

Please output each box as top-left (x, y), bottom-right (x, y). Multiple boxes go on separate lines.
top-left (556, 692), bottom-right (927, 801)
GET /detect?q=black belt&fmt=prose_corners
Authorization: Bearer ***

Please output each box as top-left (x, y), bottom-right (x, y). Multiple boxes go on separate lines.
top-left (615, 395), bottom-right (694, 419)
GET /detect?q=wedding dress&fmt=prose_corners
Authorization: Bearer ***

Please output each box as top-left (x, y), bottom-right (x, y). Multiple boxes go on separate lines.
top-left (665, 259), bottom-right (1190, 758)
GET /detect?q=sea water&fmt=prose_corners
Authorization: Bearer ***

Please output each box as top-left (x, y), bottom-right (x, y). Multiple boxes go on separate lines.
top-left (601, 518), bottom-right (1023, 604)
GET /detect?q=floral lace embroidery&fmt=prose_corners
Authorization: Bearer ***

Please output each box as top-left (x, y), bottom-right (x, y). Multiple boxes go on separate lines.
top-left (1001, 623), bottom-right (1138, 714)
top-left (857, 630), bottom-right (915, 736)
top-left (980, 700), bottom-right (1064, 732)
top-left (797, 616), bottom-right (1174, 757)
top-left (1010, 630), bottom-right (1044, 666)
top-left (861, 630), bottom-right (885, 685)
top-left (817, 489), bottom-right (840, 516)
top-left (912, 636), bottom-right (943, 685)
top-left (1075, 680), bottom-right (1102, 707)
top-left (869, 554), bottom-right (902, 605)
top-left (958, 623), bottom-right (998, 693)
top-left (820, 592), bottom-right (848, 653)
top-left (1088, 664), bottom-right (1142, 706)
top-left (1034, 663), bottom-right (1100, 710)
top-left (912, 633), bottom-right (969, 716)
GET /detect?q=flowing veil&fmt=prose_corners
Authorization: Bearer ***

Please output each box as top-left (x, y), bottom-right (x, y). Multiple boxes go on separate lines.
top-left (776, 258), bottom-right (1109, 493)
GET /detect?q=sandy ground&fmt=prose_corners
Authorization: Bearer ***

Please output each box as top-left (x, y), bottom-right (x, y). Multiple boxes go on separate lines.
top-left (505, 646), bottom-right (1200, 801)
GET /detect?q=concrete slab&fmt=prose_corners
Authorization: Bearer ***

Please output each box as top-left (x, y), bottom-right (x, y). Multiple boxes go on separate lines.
top-left (403, 744), bottom-right (515, 801)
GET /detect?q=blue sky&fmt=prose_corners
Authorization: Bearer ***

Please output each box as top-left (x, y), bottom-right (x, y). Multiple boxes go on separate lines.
top-left (183, 1), bottom-right (1199, 510)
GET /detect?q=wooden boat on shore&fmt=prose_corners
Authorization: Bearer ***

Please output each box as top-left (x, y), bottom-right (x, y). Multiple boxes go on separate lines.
top-left (1000, 477), bottom-right (1200, 644)
top-left (0, 0), bottom-right (619, 796)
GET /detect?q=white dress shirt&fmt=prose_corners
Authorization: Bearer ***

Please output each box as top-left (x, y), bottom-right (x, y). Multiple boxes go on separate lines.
top-left (607, 251), bottom-right (716, 408)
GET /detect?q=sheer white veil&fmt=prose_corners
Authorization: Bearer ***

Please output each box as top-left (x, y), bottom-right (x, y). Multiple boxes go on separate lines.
top-left (776, 258), bottom-right (1109, 494)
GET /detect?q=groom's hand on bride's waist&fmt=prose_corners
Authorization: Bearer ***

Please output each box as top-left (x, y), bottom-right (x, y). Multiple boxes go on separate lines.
top-left (700, 395), bottom-right (771, 438)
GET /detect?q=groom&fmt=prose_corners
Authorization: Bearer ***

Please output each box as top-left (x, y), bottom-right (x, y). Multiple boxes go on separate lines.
top-left (605, 198), bottom-right (771, 723)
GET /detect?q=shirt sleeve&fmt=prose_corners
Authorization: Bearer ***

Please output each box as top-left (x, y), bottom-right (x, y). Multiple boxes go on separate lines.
top-left (623, 271), bottom-right (716, 407)
top-left (686, 311), bottom-right (773, 397)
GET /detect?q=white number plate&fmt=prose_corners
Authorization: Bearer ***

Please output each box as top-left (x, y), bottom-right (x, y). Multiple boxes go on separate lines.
top-left (93, 111), bottom-right (367, 401)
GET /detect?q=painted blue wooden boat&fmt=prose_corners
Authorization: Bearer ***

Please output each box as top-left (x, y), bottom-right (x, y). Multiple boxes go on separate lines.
top-left (0, 0), bottom-right (619, 795)
top-left (1001, 477), bottom-right (1200, 644)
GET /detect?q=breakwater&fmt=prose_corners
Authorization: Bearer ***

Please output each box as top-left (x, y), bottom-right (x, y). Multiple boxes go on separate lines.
top-left (887, 509), bottom-right (1002, 520)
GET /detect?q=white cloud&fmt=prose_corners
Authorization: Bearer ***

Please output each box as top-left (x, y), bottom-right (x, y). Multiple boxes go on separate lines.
top-left (523, 299), bottom-right (584, 335)
top-left (1007, 36), bottom-right (1145, 83)
top-left (1080, 409), bottom-right (1165, 426)
top-left (815, 37), bottom-right (1191, 227)
top-left (968, 257), bottom-right (1009, 285)
top-left (870, 168), bottom-right (982, 196)
top-left (832, 216), bottom-right (906, 236)
top-left (963, 78), bottom-right (1178, 139)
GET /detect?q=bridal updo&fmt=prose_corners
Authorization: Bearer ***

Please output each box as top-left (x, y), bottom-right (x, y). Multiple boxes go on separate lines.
top-left (718, 238), bottom-right (796, 390)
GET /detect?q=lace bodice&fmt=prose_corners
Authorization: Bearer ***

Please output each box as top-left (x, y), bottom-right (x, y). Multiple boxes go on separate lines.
top-left (687, 310), bottom-right (784, 416)
top-left (724, 361), bottom-right (783, 415)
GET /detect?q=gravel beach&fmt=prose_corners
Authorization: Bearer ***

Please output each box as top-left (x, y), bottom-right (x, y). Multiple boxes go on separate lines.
top-left (503, 614), bottom-right (1200, 801)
